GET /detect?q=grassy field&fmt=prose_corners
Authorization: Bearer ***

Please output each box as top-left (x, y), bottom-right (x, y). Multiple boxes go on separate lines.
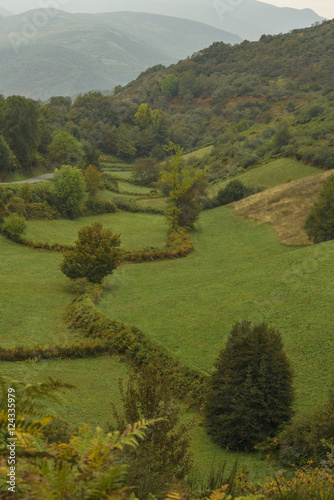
top-left (100, 190), bottom-right (167, 212)
top-left (207, 159), bottom-right (321, 196)
top-left (0, 236), bottom-right (72, 348)
top-left (2, 157), bottom-right (333, 482)
top-left (98, 207), bottom-right (334, 412)
top-left (183, 145), bottom-right (213, 162)
top-left (105, 170), bottom-right (132, 179)
top-left (0, 357), bottom-right (129, 428)
top-left (1, 357), bottom-right (277, 481)
top-left (25, 212), bottom-right (168, 250)
top-left (233, 170), bottom-right (334, 246)
top-left (117, 181), bottom-right (154, 195)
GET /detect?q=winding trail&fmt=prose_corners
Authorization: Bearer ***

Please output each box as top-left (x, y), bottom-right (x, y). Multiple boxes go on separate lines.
top-left (0, 173), bottom-right (54, 185)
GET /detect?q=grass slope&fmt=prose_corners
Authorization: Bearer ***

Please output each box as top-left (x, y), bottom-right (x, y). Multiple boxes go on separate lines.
top-left (1, 355), bottom-right (277, 480)
top-left (0, 236), bottom-right (71, 348)
top-left (98, 207), bottom-right (334, 412)
top-left (0, 357), bottom-right (129, 428)
top-left (207, 159), bottom-right (321, 196)
top-left (25, 212), bottom-right (168, 250)
top-left (233, 169), bottom-right (334, 246)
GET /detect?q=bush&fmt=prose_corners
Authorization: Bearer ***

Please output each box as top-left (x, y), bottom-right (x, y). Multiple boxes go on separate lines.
top-left (7, 196), bottom-right (26, 216)
top-left (25, 201), bottom-right (57, 220)
top-left (84, 199), bottom-right (117, 216)
top-left (2, 213), bottom-right (26, 239)
top-left (278, 383), bottom-right (334, 468)
top-left (216, 179), bottom-right (256, 206)
top-left (205, 321), bottom-right (294, 451)
top-left (53, 164), bottom-right (87, 218)
top-left (304, 175), bottom-right (334, 243)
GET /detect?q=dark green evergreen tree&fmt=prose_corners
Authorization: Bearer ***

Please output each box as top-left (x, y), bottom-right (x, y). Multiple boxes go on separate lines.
top-left (304, 175), bottom-right (334, 243)
top-left (205, 321), bottom-right (294, 451)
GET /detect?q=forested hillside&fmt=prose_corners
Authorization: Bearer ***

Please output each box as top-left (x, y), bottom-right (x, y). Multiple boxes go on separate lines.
top-left (2, 20), bottom-right (333, 180)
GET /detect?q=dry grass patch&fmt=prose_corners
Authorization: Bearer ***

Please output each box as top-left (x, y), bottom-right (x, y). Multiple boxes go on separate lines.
top-left (232, 170), bottom-right (334, 246)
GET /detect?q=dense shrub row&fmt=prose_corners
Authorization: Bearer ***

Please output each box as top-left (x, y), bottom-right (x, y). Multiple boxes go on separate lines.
top-left (113, 200), bottom-right (164, 214)
top-left (63, 287), bottom-right (206, 405)
top-left (0, 338), bottom-right (114, 362)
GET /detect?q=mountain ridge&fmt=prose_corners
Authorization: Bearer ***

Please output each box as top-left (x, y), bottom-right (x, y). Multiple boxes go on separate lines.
top-left (0, 9), bottom-right (242, 100)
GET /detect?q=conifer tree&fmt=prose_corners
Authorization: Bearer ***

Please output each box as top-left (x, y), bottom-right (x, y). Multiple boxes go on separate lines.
top-left (205, 321), bottom-right (294, 451)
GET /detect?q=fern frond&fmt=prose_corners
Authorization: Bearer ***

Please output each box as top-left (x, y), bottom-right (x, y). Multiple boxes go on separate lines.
top-left (206, 485), bottom-right (231, 500)
top-left (165, 489), bottom-right (183, 500)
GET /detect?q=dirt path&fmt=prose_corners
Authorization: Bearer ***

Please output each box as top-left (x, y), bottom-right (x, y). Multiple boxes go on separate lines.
top-left (0, 173), bottom-right (54, 185)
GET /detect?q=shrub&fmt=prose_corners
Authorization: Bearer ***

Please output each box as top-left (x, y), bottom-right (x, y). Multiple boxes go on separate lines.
top-left (2, 213), bottom-right (27, 239)
top-left (304, 175), bottom-right (334, 243)
top-left (25, 201), bottom-right (57, 220)
top-left (7, 196), bottom-right (26, 216)
top-left (52, 164), bottom-right (87, 218)
top-left (205, 321), bottom-right (294, 451)
top-left (216, 179), bottom-right (256, 206)
top-left (278, 383), bottom-right (334, 468)
top-left (84, 199), bottom-right (117, 216)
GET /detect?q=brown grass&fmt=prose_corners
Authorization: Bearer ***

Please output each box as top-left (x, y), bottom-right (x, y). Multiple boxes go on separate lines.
top-left (232, 169), bottom-right (334, 246)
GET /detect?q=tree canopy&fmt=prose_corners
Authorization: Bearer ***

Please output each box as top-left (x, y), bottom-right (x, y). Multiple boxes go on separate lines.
top-left (60, 222), bottom-right (121, 284)
top-left (205, 321), bottom-right (294, 451)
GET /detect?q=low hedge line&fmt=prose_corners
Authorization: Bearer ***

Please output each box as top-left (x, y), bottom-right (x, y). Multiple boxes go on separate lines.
top-left (113, 200), bottom-right (164, 215)
top-left (0, 338), bottom-right (116, 361)
top-left (121, 229), bottom-right (194, 263)
top-left (0, 285), bottom-right (206, 406)
top-left (63, 287), bottom-right (206, 406)
top-left (7, 228), bottom-right (194, 263)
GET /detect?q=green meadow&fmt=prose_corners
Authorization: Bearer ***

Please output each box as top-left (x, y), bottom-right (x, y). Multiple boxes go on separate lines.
top-left (1, 159), bottom-right (333, 482)
top-left (207, 159), bottom-right (320, 196)
top-left (0, 236), bottom-right (71, 348)
top-left (98, 206), bottom-right (334, 412)
top-left (25, 212), bottom-right (168, 250)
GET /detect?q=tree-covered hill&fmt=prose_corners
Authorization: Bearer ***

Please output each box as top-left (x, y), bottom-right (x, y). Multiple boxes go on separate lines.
top-left (0, 9), bottom-right (241, 100)
top-left (108, 19), bottom-right (334, 170)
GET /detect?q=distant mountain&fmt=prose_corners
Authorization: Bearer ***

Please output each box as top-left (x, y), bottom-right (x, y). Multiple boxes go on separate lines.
top-left (62, 0), bottom-right (325, 41)
top-left (0, 9), bottom-right (241, 100)
top-left (0, 7), bottom-right (13, 16)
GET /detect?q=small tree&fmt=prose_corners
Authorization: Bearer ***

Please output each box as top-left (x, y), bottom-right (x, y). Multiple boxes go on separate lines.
top-left (60, 222), bottom-right (121, 284)
top-left (48, 130), bottom-right (85, 168)
top-left (109, 366), bottom-right (193, 499)
top-left (84, 165), bottom-right (104, 198)
top-left (132, 158), bottom-right (160, 186)
top-left (53, 164), bottom-right (87, 218)
top-left (159, 143), bottom-right (207, 229)
top-left (205, 321), bottom-right (294, 451)
top-left (304, 174), bottom-right (334, 243)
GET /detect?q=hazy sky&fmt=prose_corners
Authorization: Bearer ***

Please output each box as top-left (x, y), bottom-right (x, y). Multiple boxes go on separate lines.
top-left (1, 0), bottom-right (333, 19)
